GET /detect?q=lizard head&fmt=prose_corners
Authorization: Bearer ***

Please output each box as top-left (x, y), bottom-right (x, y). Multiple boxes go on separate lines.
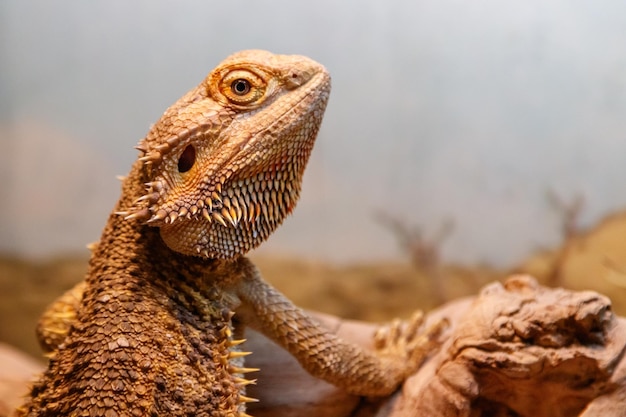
top-left (123, 50), bottom-right (331, 259)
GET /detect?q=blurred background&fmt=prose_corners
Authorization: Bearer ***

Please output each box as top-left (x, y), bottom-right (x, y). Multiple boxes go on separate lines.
top-left (3, 0), bottom-right (626, 362)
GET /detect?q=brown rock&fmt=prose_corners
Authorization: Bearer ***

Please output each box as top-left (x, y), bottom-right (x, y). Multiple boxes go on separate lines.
top-left (388, 275), bottom-right (626, 417)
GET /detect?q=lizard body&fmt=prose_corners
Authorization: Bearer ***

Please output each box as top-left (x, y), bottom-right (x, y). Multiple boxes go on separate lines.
top-left (17, 50), bottom-right (442, 417)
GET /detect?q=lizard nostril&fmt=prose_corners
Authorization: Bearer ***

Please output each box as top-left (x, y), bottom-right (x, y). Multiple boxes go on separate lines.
top-left (177, 145), bottom-right (196, 173)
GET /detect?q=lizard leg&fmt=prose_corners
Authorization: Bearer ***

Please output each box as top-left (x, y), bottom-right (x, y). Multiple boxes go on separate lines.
top-left (234, 262), bottom-right (446, 397)
top-left (37, 280), bottom-right (85, 353)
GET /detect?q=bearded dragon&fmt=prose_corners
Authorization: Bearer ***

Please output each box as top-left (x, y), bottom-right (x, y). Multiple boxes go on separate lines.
top-left (17, 50), bottom-right (443, 417)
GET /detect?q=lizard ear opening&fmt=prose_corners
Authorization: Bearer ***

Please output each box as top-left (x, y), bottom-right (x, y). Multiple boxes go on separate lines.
top-left (178, 145), bottom-right (196, 173)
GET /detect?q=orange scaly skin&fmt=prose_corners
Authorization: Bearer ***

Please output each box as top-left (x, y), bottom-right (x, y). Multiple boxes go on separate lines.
top-left (17, 50), bottom-right (443, 417)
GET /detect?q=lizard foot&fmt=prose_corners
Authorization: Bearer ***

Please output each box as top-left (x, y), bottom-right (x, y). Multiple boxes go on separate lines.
top-left (373, 311), bottom-right (448, 374)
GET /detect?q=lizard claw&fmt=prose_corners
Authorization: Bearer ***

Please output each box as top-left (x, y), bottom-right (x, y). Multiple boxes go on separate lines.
top-left (374, 310), bottom-right (448, 372)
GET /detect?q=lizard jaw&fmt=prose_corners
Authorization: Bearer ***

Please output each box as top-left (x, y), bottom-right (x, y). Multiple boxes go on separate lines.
top-left (158, 170), bottom-right (302, 258)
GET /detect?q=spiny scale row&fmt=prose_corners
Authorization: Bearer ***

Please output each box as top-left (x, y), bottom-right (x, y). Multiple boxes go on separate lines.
top-left (121, 178), bottom-right (298, 231)
top-left (219, 322), bottom-right (259, 412)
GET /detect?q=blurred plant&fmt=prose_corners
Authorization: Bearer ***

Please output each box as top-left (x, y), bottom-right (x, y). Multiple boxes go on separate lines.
top-left (374, 211), bottom-right (454, 305)
top-left (545, 189), bottom-right (586, 287)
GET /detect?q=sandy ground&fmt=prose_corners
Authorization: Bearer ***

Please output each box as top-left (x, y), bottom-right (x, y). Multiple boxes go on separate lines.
top-left (3, 210), bottom-right (626, 360)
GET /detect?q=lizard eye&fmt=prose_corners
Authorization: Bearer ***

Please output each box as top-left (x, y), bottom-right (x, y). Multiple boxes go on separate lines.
top-left (216, 69), bottom-right (267, 106)
top-left (178, 145), bottom-right (196, 173)
top-left (231, 79), bottom-right (251, 96)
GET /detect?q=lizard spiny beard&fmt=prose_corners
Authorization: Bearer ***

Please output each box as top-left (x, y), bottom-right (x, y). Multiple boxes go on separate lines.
top-left (120, 50), bottom-right (331, 258)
